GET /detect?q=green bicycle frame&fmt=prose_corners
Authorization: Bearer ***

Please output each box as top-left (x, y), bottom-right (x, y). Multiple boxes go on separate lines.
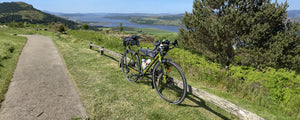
top-left (141, 53), bottom-right (161, 74)
top-left (140, 52), bottom-right (168, 83)
top-left (125, 46), bottom-right (169, 83)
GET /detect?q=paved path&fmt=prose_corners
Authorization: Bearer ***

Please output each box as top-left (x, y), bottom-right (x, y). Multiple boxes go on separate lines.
top-left (0, 35), bottom-right (88, 120)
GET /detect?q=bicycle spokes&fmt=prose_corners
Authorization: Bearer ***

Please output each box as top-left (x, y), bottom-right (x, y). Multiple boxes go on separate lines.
top-left (153, 61), bottom-right (187, 104)
top-left (121, 51), bottom-right (140, 82)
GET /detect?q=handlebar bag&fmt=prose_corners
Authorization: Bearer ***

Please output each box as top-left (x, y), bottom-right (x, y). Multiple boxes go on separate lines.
top-left (123, 37), bottom-right (140, 47)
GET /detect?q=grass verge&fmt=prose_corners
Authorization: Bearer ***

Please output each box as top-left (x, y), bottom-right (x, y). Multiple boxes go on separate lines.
top-left (0, 32), bottom-right (27, 104)
top-left (1, 27), bottom-right (298, 119)
top-left (50, 32), bottom-right (237, 119)
top-left (49, 29), bottom-right (299, 119)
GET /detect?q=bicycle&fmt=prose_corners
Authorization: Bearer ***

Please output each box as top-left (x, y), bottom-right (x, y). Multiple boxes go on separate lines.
top-left (120, 35), bottom-right (187, 104)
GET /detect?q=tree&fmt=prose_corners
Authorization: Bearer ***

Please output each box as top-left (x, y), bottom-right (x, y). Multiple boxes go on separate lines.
top-left (179, 0), bottom-right (300, 70)
top-left (82, 24), bottom-right (89, 30)
top-left (8, 21), bottom-right (24, 28)
top-left (179, 0), bottom-right (237, 70)
top-left (119, 22), bottom-right (123, 32)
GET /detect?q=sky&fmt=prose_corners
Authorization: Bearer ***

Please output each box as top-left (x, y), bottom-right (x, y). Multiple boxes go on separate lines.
top-left (0, 0), bottom-right (299, 13)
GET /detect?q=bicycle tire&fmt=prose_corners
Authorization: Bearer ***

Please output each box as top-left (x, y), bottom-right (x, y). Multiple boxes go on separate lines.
top-left (152, 60), bottom-right (187, 104)
top-left (121, 50), bottom-right (141, 82)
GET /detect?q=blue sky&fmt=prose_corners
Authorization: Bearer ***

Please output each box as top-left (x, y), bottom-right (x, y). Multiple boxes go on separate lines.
top-left (0, 0), bottom-right (298, 13)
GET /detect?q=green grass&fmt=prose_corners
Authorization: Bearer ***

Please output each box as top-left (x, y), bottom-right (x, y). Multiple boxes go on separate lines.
top-left (0, 31), bottom-right (27, 104)
top-left (1, 27), bottom-right (298, 119)
top-left (167, 48), bottom-right (300, 120)
top-left (49, 31), bottom-right (237, 119)
top-left (45, 30), bottom-right (299, 119)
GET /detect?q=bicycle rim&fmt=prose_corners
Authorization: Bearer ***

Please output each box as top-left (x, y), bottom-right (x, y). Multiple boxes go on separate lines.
top-left (153, 61), bottom-right (187, 104)
top-left (121, 50), bottom-right (140, 82)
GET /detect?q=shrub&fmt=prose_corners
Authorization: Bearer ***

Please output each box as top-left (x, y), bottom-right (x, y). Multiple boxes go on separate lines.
top-left (227, 66), bottom-right (300, 114)
top-left (82, 24), bottom-right (89, 30)
top-left (58, 24), bottom-right (66, 33)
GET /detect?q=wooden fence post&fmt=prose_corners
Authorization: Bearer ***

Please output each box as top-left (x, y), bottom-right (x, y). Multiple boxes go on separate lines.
top-left (100, 47), bottom-right (104, 55)
top-left (89, 42), bottom-right (93, 49)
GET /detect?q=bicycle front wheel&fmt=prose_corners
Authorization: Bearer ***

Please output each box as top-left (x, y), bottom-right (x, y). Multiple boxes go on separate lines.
top-left (121, 50), bottom-right (141, 82)
top-left (152, 60), bottom-right (187, 104)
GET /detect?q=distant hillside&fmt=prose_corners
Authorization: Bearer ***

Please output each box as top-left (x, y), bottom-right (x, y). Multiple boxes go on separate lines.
top-left (104, 14), bottom-right (184, 26)
top-left (0, 2), bottom-right (78, 29)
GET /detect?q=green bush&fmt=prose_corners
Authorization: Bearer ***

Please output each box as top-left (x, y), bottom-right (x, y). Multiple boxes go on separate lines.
top-left (82, 24), bottom-right (89, 30)
top-left (227, 66), bottom-right (300, 115)
top-left (58, 24), bottom-right (66, 33)
top-left (164, 43), bottom-right (299, 116)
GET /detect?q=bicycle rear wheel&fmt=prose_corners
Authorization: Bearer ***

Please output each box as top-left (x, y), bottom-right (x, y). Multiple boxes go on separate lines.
top-left (152, 60), bottom-right (187, 104)
top-left (121, 50), bottom-right (141, 82)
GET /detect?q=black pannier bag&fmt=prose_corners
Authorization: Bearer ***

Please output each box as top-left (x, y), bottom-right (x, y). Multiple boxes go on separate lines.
top-left (123, 35), bottom-right (140, 47)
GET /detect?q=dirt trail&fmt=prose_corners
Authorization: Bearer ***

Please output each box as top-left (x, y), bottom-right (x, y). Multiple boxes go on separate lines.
top-left (0, 35), bottom-right (88, 120)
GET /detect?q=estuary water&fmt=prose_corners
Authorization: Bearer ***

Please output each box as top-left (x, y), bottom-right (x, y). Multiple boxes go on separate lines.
top-left (67, 16), bottom-right (179, 32)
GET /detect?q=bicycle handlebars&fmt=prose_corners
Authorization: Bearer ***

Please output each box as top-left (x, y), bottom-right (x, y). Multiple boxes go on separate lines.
top-left (153, 39), bottom-right (178, 52)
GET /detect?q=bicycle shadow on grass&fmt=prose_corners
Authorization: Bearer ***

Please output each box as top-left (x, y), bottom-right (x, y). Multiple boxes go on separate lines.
top-left (137, 76), bottom-right (231, 120)
top-left (181, 93), bottom-right (231, 120)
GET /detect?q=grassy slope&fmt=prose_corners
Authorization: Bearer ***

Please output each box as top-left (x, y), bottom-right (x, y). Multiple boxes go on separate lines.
top-left (50, 32), bottom-right (236, 119)
top-left (1, 28), bottom-right (298, 119)
top-left (51, 30), bottom-right (299, 120)
top-left (0, 30), bottom-right (27, 104)
top-left (0, 2), bottom-right (78, 29)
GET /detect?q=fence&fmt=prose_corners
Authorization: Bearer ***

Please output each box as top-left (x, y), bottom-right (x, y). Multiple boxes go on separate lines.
top-left (89, 42), bottom-right (264, 120)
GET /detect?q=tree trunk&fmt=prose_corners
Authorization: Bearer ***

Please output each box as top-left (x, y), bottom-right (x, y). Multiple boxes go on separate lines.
top-left (225, 44), bottom-right (233, 71)
top-left (225, 56), bottom-right (230, 70)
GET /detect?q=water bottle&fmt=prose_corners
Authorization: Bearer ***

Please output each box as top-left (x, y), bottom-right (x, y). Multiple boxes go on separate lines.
top-left (142, 58), bottom-right (146, 69)
top-left (145, 59), bottom-right (151, 68)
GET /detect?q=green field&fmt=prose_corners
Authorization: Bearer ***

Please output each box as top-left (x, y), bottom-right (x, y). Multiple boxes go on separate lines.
top-left (0, 1), bottom-right (298, 119)
top-left (50, 30), bottom-right (299, 120)
top-left (0, 31), bottom-right (27, 104)
top-left (49, 30), bottom-right (237, 119)
top-left (0, 27), bottom-right (299, 119)
top-left (129, 17), bottom-right (181, 26)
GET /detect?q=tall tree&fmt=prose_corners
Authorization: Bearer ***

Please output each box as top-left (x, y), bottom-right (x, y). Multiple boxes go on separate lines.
top-left (179, 0), bottom-right (300, 70)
